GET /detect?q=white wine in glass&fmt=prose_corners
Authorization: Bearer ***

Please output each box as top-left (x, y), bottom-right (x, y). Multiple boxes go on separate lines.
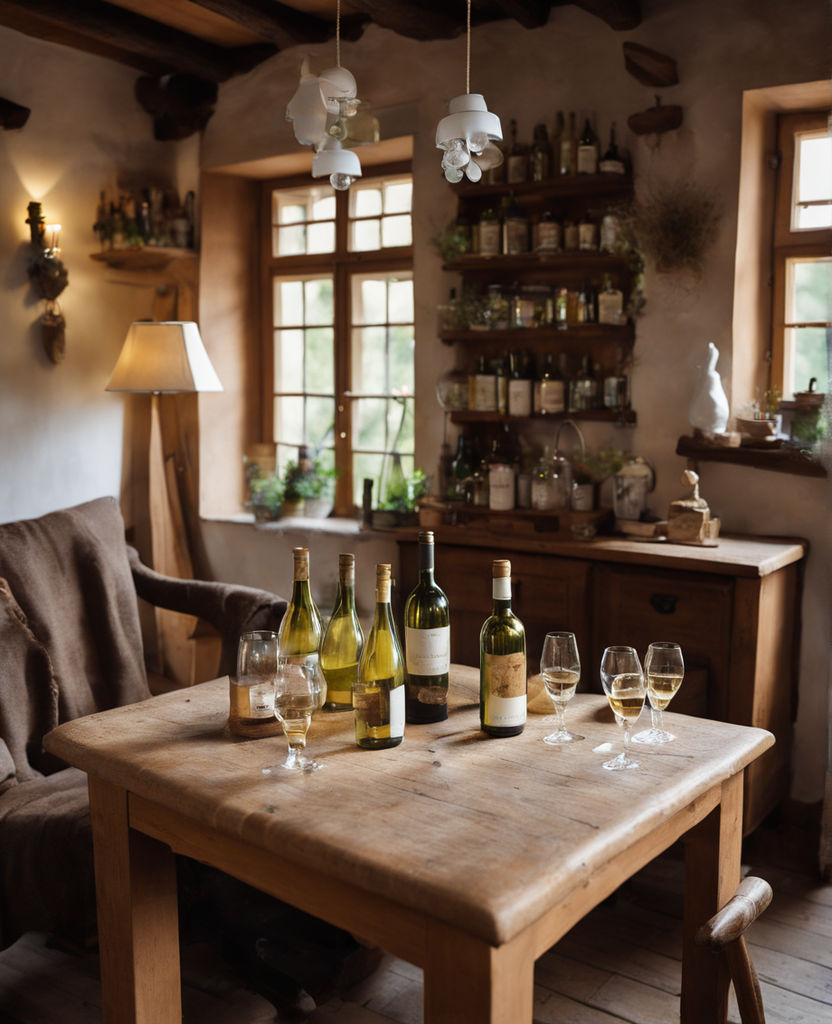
top-left (541, 631), bottom-right (584, 745)
top-left (264, 657), bottom-right (322, 773)
top-left (599, 645), bottom-right (645, 770)
top-left (633, 642), bottom-right (684, 745)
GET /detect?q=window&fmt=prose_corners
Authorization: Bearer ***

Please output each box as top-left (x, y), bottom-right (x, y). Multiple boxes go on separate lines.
top-left (772, 111), bottom-right (831, 399)
top-left (262, 166), bottom-right (413, 515)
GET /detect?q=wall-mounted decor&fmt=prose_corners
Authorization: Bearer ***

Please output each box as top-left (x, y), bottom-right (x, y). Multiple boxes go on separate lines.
top-left (25, 201), bottom-right (68, 364)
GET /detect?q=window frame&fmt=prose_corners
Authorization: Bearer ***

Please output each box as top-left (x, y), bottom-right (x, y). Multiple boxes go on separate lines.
top-left (259, 161), bottom-right (413, 516)
top-left (771, 110), bottom-right (831, 399)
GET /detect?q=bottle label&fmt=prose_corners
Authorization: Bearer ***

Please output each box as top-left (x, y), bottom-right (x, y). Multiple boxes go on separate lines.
top-left (598, 289), bottom-right (624, 325)
top-left (578, 222), bottom-right (598, 251)
top-left (503, 219), bottom-right (528, 255)
top-left (483, 652), bottom-right (526, 726)
top-left (474, 374), bottom-right (497, 411)
top-left (506, 156), bottom-right (526, 183)
top-left (599, 157), bottom-right (626, 175)
top-left (479, 221), bottom-right (500, 255)
top-left (492, 576), bottom-right (512, 601)
top-left (507, 379), bottom-right (532, 417)
top-left (231, 679), bottom-right (275, 720)
top-left (577, 144), bottom-right (598, 174)
top-left (390, 684), bottom-right (405, 738)
top-left (537, 221), bottom-right (562, 252)
top-left (540, 379), bottom-right (565, 414)
top-left (488, 464), bottom-right (515, 511)
top-left (406, 625), bottom-right (451, 675)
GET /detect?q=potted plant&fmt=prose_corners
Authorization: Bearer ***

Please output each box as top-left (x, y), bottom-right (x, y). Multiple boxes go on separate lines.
top-left (246, 472), bottom-right (284, 522)
top-left (373, 464), bottom-right (430, 528)
top-left (736, 386), bottom-right (781, 439)
top-left (298, 460), bottom-right (338, 518)
top-left (571, 446), bottom-right (625, 511)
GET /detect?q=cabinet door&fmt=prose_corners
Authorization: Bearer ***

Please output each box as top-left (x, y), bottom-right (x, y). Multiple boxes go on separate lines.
top-left (398, 543), bottom-right (592, 675)
top-left (593, 564), bottom-right (734, 719)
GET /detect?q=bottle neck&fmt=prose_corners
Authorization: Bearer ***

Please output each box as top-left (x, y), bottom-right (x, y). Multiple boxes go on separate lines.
top-left (335, 574), bottom-right (356, 611)
top-left (492, 575), bottom-right (512, 610)
top-left (291, 578), bottom-right (313, 606)
top-left (418, 541), bottom-right (435, 582)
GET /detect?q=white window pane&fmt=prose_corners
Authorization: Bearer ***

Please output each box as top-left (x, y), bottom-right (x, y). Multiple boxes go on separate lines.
top-left (307, 221), bottom-right (335, 254)
top-left (305, 396), bottom-right (336, 450)
top-left (353, 188), bottom-right (382, 216)
top-left (352, 326), bottom-right (387, 393)
top-left (389, 327), bottom-right (415, 393)
top-left (353, 452), bottom-right (384, 507)
top-left (353, 397), bottom-right (389, 450)
top-left (275, 396), bottom-right (304, 445)
top-left (304, 327), bottom-right (335, 393)
top-left (388, 279), bottom-right (414, 322)
top-left (304, 279), bottom-right (334, 325)
top-left (351, 219), bottom-right (380, 251)
top-left (791, 326), bottom-right (829, 396)
top-left (382, 214), bottom-right (412, 247)
top-left (312, 195), bottom-right (336, 220)
top-left (276, 280), bottom-right (303, 326)
top-left (792, 259), bottom-right (832, 323)
top-left (384, 181), bottom-right (412, 214)
top-left (356, 279), bottom-right (387, 325)
top-left (797, 134), bottom-right (832, 204)
top-left (276, 329), bottom-right (304, 391)
top-left (277, 224), bottom-right (306, 256)
top-left (279, 202), bottom-right (307, 225)
top-left (797, 203), bottom-right (832, 229)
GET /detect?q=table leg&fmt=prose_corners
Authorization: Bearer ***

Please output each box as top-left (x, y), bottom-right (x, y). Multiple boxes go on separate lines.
top-left (423, 922), bottom-right (535, 1024)
top-left (88, 776), bottom-right (182, 1024)
top-left (681, 772), bottom-right (743, 1023)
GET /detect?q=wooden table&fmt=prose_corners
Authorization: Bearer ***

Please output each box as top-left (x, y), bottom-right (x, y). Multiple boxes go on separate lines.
top-left (45, 666), bottom-right (773, 1024)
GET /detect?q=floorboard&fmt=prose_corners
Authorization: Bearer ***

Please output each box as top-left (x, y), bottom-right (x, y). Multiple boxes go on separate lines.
top-left (1, 828), bottom-right (829, 1024)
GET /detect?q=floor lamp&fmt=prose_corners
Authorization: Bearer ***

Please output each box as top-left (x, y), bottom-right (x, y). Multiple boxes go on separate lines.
top-left (106, 320), bottom-right (222, 683)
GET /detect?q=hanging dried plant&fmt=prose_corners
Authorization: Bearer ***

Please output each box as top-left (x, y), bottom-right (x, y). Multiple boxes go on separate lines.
top-left (618, 179), bottom-right (722, 275)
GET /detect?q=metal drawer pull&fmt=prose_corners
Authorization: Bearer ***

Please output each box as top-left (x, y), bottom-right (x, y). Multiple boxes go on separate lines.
top-left (649, 593), bottom-right (678, 614)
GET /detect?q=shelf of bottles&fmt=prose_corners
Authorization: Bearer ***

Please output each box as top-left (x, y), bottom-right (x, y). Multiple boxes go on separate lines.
top-left (450, 408), bottom-right (636, 426)
top-left (440, 323), bottom-right (634, 346)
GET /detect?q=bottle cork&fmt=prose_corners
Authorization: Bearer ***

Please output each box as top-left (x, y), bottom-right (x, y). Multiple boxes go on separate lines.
top-left (492, 559), bottom-right (511, 577)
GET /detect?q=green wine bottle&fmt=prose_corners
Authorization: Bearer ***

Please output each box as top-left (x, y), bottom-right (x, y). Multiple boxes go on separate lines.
top-left (278, 547), bottom-right (324, 707)
top-left (353, 563), bottom-right (405, 749)
top-left (404, 531), bottom-right (450, 723)
top-left (320, 552), bottom-right (364, 712)
top-left (479, 559), bottom-right (526, 737)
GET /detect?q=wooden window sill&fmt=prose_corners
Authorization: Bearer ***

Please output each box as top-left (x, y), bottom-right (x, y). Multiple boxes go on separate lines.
top-left (676, 436), bottom-right (827, 477)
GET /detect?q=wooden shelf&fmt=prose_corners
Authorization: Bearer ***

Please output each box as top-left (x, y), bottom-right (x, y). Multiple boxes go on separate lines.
top-left (90, 247), bottom-right (197, 270)
top-left (451, 408), bottom-right (636, 426)
top-left (454, 173), bottom-right (633, 202)
top-left (676, 435), bottom-right (826, 477)
top-left (442, 252), bottom-right (628, 274)
top-left (440, 324), bottom-right (633, 345)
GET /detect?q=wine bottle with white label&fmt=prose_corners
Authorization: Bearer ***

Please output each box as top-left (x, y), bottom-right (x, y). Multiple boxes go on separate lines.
top-left (353, 563), bottom-right (405, 749)
top-left (278, 547), bottom-right (324, 708)
top-left (404, 531), bottom-right (450, 723)
top-left (479, 559), bottom-right (526, 737)
top-left (320, 552), bottom-right (364, 712)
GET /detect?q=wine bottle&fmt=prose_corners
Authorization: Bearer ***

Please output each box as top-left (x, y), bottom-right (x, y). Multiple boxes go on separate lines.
top-left (559, 111), bottom-right (577, 175)
top-left (480, 559), bottom-right (526, 737)
top-left (577, 116), bottom-right (599, 174)
top-left (506, 118), bottom-right (528, 184)
top-left (530, 122), bottom-right (552, 181)
top-left (278, 547), bottom-right (324, 706)
top-left (404, 532), bottom-right (450, 723)
top-left (354, 563), bottom-right (405, 748)
top-left (599, 122), bottom-right (626, 175)
top-left (539, 351), bottom-right (565, 415)
top-left (320, 553), bottom-right (364, 712)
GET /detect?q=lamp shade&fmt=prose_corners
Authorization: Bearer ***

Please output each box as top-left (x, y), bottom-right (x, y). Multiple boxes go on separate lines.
top-left (105, 321), bottom-right (223, 393)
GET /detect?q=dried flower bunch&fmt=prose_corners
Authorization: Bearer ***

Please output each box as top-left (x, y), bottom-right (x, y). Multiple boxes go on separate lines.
top-left (619, 179), bottom-right (722, 275)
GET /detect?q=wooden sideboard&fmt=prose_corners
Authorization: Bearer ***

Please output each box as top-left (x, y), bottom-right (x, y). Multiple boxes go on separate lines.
top-left (397, 529), bottom-right (806, 834)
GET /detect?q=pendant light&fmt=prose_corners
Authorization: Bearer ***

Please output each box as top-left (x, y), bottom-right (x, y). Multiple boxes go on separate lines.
top-left (285, 0), bottom-right (362, 190)
top-left (435, 0), bottom-right (503, 183)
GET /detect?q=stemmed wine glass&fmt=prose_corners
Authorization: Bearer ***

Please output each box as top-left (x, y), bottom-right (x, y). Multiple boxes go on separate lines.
top-left (263, 656), bottom-right (322, 774)
top-left (633, 642), bottom-right (685, 745)
top-left (599, 645), bottom-right (646, 770)
top-left (541, 631), bottom-right (584, 745)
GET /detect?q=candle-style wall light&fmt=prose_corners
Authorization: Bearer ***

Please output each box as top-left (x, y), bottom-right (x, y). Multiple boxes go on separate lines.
top-left (26, 200), bottom-right (69, 364)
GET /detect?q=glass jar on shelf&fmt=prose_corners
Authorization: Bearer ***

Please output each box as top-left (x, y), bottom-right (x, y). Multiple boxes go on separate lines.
top-left (484, 284), bottom-right (509, 330)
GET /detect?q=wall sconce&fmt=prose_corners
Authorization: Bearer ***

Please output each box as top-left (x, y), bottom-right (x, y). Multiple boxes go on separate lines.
top-left (26, 200), bottom-right (69, 364)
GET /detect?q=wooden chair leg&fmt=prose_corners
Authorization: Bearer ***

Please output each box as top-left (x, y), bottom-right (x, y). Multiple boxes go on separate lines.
top-left (695, 875), bottom-right (773, 1024)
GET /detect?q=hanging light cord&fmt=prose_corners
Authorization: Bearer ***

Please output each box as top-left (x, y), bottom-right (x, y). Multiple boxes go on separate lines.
top-left (336, 0), bottom-right (341, 66)
top-left (466, 0), bottom-right (471, 94)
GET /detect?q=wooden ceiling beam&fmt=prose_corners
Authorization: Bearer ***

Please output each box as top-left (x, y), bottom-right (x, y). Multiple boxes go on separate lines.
top-left (0, 0), bottom-right (275, 81)
top-left (345, 0), bottom-right (463, 41)
top-left (491, 1), bottom-right (553, 30)
top-left (569, 0), bottom-right (641, 30)
top-left (188, 0), bottom-right (331, 48)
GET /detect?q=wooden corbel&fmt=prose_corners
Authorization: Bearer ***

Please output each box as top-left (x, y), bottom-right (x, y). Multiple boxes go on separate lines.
top-left (135, 74), bottom-right (218, 141)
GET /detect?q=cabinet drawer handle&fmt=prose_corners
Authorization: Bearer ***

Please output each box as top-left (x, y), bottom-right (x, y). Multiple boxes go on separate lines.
top-left (649, 593), bottom-right (678, 614)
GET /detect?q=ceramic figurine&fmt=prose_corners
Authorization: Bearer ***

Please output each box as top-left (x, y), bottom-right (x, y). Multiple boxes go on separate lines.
top-left (689, 341), bottom-right (729, 437)
top-left (667, 470), bottom-right (720, 546)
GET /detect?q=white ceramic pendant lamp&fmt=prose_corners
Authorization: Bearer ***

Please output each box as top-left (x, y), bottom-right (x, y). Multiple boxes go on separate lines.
top-left (285, 0), bottom-right (362, 190)
top-left (435, 0), bottom-right (503, 183)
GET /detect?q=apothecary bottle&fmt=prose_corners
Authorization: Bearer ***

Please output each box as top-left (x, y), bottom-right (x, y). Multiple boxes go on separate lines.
top-left (404, 532), bottom-right (450, 723)
top-left (530, 122), bottom-right (552, 181)
top-left (559, 111), bottom-right (577, 175)
top-left (354, 563), bottom-right (405, 749)
top-left (506, 118), bottom-right (528, 184)
top-left (507, 351), bottom-right (533, 417)
top-left (502, 193), bottom-right (528, 255)
top-left (479, 559), bottom-right (526, 737)
top-left (577, 116), bottom-right (599, 174)
top-left (278, 547), bottom-right (325, 707)
top-left (539, 352), bottom-right (566, 414)
top-left (478, 207), bottom-right (500, 255)
top-left (320, 553), bottom-right (364, 712)
top-left (599, 123), bottom-right (626, 174)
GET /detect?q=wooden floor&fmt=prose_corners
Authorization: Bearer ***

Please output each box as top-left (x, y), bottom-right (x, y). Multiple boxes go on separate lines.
top-left (1, 819), bottom-right (829, 1024)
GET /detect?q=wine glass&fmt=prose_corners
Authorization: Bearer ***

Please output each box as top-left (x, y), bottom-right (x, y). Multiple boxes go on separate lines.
top-left (633, 642), bottom-right (685, 745)
top-left (231, 630), bottom-right (279, 735)
top-left (263, 657), bottom-right (322, 774)
top-left (599, 645), bottom-right (645, 770)
top-left (541, 631), bottom-right (584, 744)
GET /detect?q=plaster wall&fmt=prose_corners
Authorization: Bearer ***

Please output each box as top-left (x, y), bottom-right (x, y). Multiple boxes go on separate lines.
top-left (202, 0), bottom-right (832, 801)
top-left (0, 27), bottom-right (183, 522)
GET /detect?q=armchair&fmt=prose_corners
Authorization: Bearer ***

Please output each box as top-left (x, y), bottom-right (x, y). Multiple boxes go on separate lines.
top-left (0, 496), bottom-right (287, 951)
